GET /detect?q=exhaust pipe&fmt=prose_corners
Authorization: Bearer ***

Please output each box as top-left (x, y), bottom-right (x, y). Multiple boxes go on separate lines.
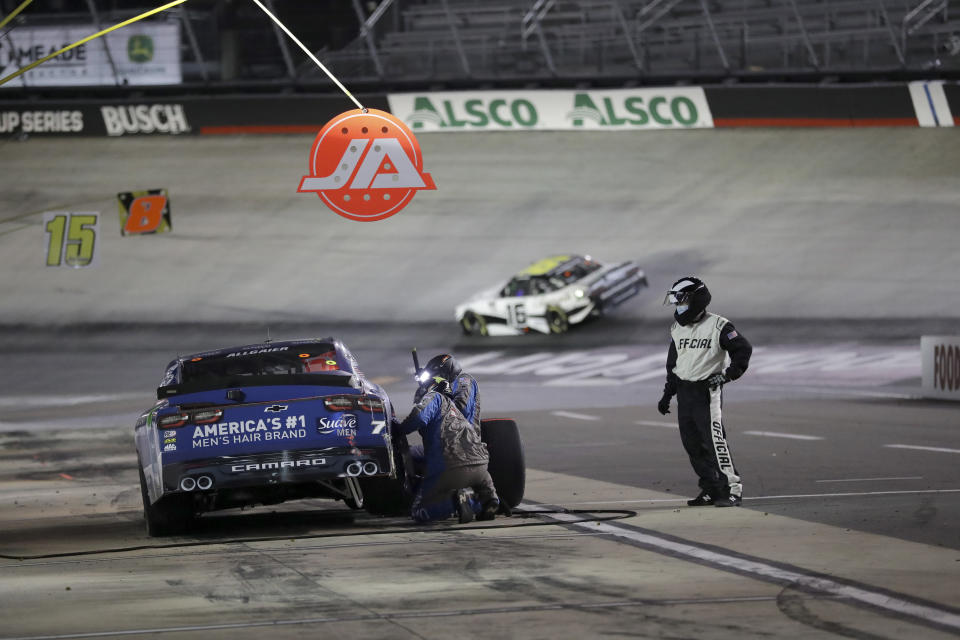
top-left (179, 476), bottom-right (197, 492)
top-left (362, 461), bottom-right (378, 476)
top-left (196, 475), bottom-right (214, 491)
top-left (346, 461), bottom-right (363, 477)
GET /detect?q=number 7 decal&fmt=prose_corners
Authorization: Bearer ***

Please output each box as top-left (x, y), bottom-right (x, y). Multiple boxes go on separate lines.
top-left (43, 212), bottom-right (99, 268)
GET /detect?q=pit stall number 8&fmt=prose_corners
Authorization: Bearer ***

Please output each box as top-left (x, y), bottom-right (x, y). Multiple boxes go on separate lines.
top-left (43, 211), bottom-right (99, 268)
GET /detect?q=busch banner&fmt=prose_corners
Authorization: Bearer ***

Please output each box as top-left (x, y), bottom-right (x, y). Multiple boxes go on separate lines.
top-left (387, 88), bottom-right (714, 132)
top-left (921, 336), bottom-right (960, 401)
top-left (0, 23), bottom-right (181, 87)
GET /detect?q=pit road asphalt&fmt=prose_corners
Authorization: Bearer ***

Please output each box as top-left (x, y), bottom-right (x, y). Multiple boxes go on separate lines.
top-left (1, 324), bottom-right (958, 640)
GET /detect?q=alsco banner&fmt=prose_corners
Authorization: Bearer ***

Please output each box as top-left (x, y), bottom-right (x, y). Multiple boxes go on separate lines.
top-left (0, 23), bottom-right (180, 87)
top-left (387, 88), bottom-right (713, 132)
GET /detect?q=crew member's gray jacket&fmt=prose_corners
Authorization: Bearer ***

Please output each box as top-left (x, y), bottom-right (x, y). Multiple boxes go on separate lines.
top-left (399, 390), bottom-right (489, 477)
top-left (451, 373), bottom-right (481, 431)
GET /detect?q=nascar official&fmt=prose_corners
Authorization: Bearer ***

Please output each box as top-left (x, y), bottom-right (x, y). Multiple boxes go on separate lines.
top-left (657, 277), bottom-right (753, 507)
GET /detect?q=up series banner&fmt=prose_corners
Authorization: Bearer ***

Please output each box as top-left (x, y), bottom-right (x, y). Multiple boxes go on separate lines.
top-left (0, 23), bottom-right (181, 87)
top-left (386, 88), bottom-right (714, 131)
top-left (0, 102), bottom-right (190, 135)
top-left (0, 95), bottom-right (390, 136)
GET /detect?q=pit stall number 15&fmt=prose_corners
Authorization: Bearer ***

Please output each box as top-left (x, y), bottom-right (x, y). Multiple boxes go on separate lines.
top-left (43, 211), bottom-right (99, 268)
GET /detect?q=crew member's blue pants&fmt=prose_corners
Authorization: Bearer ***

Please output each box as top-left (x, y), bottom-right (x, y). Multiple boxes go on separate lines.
top-left (410, 463), bottom-right (497, 523)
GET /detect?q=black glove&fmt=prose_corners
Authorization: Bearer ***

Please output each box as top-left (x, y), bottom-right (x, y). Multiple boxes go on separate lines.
top-left (657, 394), bottom-right (672, 415)
top-left (435, 379), bottom-right (451, 394)
top-left (707, 372), bottom-right (729, 389)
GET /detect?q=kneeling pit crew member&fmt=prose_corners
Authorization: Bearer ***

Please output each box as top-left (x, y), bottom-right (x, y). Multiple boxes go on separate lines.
top-left (399, 361), bottom-right (500, 523)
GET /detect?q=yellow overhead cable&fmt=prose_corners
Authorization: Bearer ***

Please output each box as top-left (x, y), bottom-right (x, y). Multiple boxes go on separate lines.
top-left (0, 0), bottom-right (187, 88)
top-left (0, 0), bottom-right (35, 33)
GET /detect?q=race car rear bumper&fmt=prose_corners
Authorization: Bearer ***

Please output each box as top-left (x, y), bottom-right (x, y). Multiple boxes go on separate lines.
top-left (591, 273), bottom-right (648, 309)
top-left (160, 446), bottom-right (393, 494)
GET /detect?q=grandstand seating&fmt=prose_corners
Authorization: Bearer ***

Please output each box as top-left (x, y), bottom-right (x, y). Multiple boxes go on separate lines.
top-left (317, 0), bottom-right (960, 81)
top-left (11, 0), bottom-right (953, 85)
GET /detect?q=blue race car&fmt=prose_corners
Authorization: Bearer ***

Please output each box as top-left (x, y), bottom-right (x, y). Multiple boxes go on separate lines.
top-left (135, 338), bottom-right (411, 535)
top-left (135, 338), bottom-right (525, 536)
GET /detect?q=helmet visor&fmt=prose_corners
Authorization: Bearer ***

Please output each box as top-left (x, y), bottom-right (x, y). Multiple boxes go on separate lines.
top-left (663, 290), bottom-right (690, 306)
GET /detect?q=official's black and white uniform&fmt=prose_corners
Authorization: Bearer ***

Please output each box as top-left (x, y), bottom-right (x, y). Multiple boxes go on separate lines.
top-left (663, 312), bottom-right (752, 499)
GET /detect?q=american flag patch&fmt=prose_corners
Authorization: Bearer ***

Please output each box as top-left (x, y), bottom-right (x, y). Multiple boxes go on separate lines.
top-left (728, 330), bottom-right (738, 339)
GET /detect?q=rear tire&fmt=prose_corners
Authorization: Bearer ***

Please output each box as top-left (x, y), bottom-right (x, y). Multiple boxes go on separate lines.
top-left (460, 311), bottom-right (488, 337)
top-left (546, 307), bottom-right (569, 334)
top-left (358, 477), bottom-right (409, 515)
top-left (480, 419), bottom-right (525, 508)
top-left (139, 464), bottom-right (194, 537)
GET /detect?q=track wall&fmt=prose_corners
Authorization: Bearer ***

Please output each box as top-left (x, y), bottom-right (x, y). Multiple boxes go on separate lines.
top-left (0, 83), bottom-right (957, 137)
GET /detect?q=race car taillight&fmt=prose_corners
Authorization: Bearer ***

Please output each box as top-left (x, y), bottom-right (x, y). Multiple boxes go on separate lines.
top-left (356, 396), bottom-right (383, 412)
top-left (158, 408), bottom-right (223, 429)
top-left (323, 394), bottom-right (383, 412)
top-left (193, 409), bottom-right (224, 424)
top-left (158, 413), bottom-right (189, 428)
top-left (324, 395), bottom-right (355, 411)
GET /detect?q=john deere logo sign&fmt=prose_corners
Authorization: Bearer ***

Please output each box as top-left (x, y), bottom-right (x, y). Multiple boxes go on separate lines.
top-left (127, 35), bottom-right (154, 63)
top-left (388, 88), bottom-right (714, 131)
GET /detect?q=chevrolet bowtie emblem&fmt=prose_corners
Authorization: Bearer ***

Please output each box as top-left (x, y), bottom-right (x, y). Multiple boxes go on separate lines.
top-left (264, 405), bottom-right (288, 413)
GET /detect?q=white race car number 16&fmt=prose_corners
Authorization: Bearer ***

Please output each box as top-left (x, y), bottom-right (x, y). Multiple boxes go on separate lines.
top-left (506, 303), bottom-right (527, 327)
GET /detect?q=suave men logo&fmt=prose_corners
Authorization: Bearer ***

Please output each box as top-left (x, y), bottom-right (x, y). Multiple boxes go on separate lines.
top-left (318, 413), bottom-right (358, 435)
top-left (298, 108), bottom-right (435, 222)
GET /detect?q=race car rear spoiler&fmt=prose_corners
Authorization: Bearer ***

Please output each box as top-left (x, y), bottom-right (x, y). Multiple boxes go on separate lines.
top-left (157, 372), bottom-right (360, 400)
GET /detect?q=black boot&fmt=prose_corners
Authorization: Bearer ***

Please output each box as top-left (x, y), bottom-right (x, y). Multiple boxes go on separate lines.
top-left (455, 489), bottom-right (475, 523)
top-left (686, 491), bottom-right (715, 507)
top-left (714, 494), bottom-right (742, 508)
top-left (477, 497), bottom-right (499, 521)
